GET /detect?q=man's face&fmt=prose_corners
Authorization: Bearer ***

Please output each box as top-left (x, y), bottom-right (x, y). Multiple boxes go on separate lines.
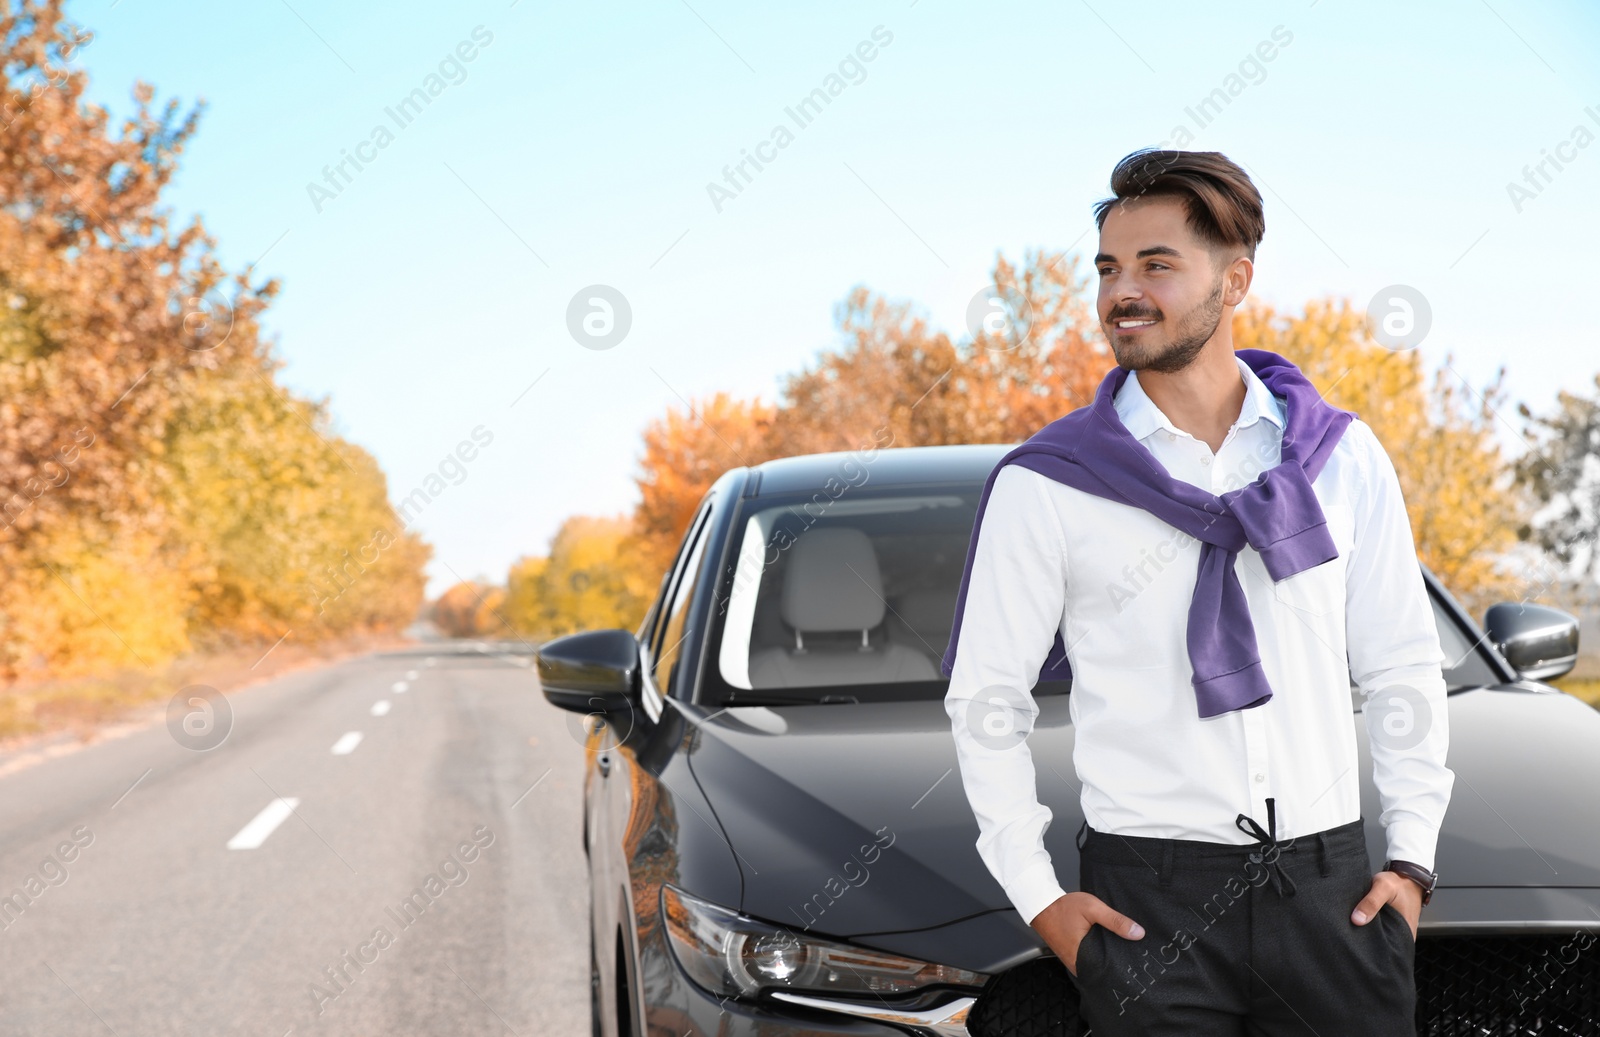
top-left (1095, 196), bottom-right (1235, 374)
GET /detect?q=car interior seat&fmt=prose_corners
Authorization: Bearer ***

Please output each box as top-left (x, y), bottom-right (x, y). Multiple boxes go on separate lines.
top-left (747, 526), bottom-right (940, 688)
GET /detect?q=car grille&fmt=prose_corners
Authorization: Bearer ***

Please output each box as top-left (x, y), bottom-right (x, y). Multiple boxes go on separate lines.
top-left (1416, 933), bottom-right (1598, 1035)
top-left (964, 956), bottom-right (1080, 1036)
top-left (966, 934), bottom-right (1599, 1036)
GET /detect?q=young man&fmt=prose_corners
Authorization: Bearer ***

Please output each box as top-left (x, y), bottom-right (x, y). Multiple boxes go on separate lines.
top-left (942, 149), bottom-right (1452, 1034)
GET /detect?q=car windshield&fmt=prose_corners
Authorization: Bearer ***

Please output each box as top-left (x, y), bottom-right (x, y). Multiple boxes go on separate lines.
top-left (700, 483), bottom-right (1501, 706)
top-left (704, 486), bottom-right (1001, 705)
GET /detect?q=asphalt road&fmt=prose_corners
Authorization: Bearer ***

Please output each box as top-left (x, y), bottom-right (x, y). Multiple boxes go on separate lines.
top-left (0, 643), bottom-right (591, 1036)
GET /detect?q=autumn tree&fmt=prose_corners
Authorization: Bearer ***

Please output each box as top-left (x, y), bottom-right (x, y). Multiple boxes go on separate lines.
top-left (471, 586), bottom-right (512, 638)
top-left (616, 247), bottom-right (1113, 604)
top-left (507, 246), bottom-right (1551, 637)
top-left (163, 366), bottom-right (430, 643)
top-left (502, 515), bottom-right (657, 640)
top-left (0, 1), bottom-right (428, 679)
top-left (773, 248), bottom-right (1108, 455)
top-left (632, 392), bottom-right (778, 587)
top-left (1233, 298), bottom-right (1525, 614)
top-left (432, 582), bottom-right (489, 639)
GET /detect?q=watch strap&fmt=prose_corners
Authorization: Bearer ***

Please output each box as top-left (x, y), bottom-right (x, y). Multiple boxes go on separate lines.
top-left (1384, 858), bottom-right (1437, 905)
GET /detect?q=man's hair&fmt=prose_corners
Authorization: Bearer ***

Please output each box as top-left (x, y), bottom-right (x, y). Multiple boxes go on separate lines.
top-left (1092, 148), bottom-right (1265, 265)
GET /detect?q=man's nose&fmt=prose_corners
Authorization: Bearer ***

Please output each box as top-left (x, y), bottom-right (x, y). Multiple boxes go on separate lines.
top-left (1109, 282), bottom-right (1145, 310)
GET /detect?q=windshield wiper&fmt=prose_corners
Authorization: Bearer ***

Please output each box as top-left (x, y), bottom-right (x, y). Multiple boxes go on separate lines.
top-left (715, 692), bottom-right (860, 707)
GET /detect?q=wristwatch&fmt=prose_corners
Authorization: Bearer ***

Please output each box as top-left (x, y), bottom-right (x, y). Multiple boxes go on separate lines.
top-left (1384, 858), bottom-right (1438, 906)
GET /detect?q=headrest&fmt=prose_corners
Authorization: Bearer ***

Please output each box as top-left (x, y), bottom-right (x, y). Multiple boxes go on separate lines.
top-left (780, 527), bottom-right (885, 633)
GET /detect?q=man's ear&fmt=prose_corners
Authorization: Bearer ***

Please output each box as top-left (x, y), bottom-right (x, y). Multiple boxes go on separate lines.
top-left (1223, 253), bottom-right (1253, 307)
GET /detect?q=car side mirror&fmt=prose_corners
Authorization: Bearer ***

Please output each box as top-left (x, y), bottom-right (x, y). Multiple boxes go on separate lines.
top-left (537, 628), bottom-right (642, 715)
top-left (1483, 602), bottom-right (1580, 682)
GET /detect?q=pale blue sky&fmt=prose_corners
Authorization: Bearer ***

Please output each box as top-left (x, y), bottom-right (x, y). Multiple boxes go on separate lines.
top-left (72, 0), bottom-right (1600, 596)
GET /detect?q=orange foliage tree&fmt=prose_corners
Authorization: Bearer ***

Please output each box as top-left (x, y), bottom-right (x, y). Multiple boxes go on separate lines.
top-left (631, 392), bottom-right (778, 589)
top-left (508, 250), bottom-right (1547, 634)
top-left (630, 247), bottom-right (1108, 571)
top-left (773, 249), bottom-right (1108, 454)
top-left (0, 1), bottom-right (428, 680)
top-left (431, 582), bottom-right (488, 639)
top-left (503, 249), bottom-right (1113, 638)
top-left (1233, 298), bottom-right (1525, 614)
top-left (502, 515), bottom-right (659, 640)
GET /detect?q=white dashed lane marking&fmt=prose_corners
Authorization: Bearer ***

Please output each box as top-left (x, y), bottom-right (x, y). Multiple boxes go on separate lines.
top-left (331, 731), bottom-right (364, 755)
top-left (227, 798), bottom-right (299, 850)
top-left (392, 681), bottom-right (409, 694)
top-left (370, 700), bottom-right (392, 717)
top-left (404, 670), bottom-right (419, 680)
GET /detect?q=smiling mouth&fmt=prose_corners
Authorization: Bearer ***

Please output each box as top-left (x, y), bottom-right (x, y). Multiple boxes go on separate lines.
top-left (1112, 318), bottom-right (1159, 331)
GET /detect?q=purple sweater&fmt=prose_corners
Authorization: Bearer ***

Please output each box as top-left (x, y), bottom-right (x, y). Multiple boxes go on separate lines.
top-left (940, 348), bottom-right (1356, 718)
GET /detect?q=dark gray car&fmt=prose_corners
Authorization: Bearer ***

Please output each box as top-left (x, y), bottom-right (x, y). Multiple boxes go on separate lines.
top-left (538, 443), bottom-right (1598, 1036)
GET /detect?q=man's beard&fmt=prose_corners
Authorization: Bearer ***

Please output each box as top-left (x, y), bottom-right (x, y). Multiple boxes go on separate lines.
top-left (1110, 275), bottom-right (1226, 374)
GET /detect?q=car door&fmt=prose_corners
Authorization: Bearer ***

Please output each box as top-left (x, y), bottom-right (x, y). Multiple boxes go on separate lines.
top-left (597, 493), bottom-right (718, 1036)
top-left (590, 542), bottom-right (676, 1036)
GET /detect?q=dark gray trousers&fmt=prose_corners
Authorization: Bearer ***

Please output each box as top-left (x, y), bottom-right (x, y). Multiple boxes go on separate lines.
top-left (1069, 815), bottom-right (1417, 1036)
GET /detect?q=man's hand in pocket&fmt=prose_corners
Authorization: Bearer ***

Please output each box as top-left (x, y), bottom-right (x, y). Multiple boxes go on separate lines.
top-left (1030, 891), bottom-right (1146, 977)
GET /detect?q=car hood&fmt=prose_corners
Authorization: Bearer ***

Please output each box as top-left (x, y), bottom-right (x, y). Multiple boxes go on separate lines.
top-left (684, 684), bottom-right (1600, 942)
top-left (1425, 682), bottom-right (1600, 887)
top-left (687, 697), bottom-right (1025, 940)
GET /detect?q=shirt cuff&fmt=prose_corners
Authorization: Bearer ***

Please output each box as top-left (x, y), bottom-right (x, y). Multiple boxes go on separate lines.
top-left (1009, 860), bottom-right (1069, 927)
top-left (1384, 818), bottom-right (1441, 873)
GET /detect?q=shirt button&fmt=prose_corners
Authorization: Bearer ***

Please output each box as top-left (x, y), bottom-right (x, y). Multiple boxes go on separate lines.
top-left (1201, 456), bottom-right (1212, 466)
top-left (1167, 432), bottom-right (1177, 441)
top-left (1254, 773), bottom-right (1265, 783)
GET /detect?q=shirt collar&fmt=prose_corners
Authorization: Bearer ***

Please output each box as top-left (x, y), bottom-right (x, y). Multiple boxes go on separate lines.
top-left (1113, 352), bottom-right (1286, 443)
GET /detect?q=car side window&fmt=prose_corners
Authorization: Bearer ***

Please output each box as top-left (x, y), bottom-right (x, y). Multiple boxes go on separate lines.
top-left (637, 568), bottom-right (672, 645)
top-left (651, 500), bottom-right (715, 698)
top-left (639, 499), bottom-right (708, 649)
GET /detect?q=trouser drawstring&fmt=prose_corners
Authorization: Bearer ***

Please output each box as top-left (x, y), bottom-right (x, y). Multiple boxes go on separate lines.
top-left (1235, 796), bottom-right (1297, 898)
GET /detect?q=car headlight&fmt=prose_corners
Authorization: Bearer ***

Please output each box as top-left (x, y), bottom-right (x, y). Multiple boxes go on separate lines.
top-left (660, 882), bottom-right (985, 999)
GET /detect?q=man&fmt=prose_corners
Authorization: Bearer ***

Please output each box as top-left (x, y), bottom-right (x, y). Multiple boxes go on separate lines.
top-left (942, 148), bottom-right (1452, 1034)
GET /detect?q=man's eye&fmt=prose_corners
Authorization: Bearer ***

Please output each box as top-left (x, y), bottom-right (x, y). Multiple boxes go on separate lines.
top-left (1148, 263), bottom-right (1169, 271)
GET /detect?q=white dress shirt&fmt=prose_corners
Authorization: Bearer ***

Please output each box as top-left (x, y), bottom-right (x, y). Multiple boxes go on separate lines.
top-left (944, 353), bottom-right (1455, 926)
